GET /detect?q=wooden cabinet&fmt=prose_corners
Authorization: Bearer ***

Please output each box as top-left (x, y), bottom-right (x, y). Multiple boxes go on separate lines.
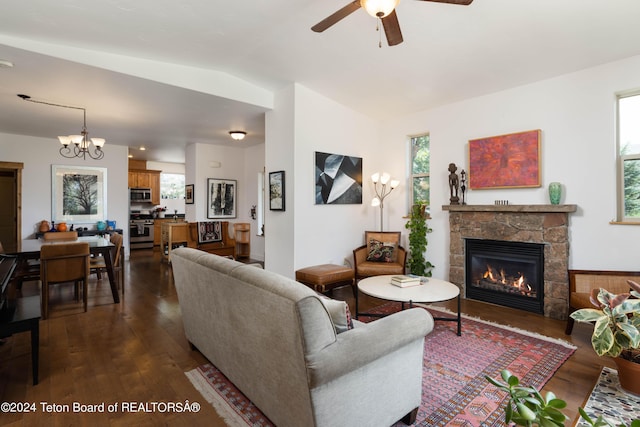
top-left (149, 173), bottom-right (160, 205)
top-left (128, 169), bottom-right (161, 205)
top-left (234, 223), bottom-right (250, 258)
top-left (160, 222), bottom-right (189, 263)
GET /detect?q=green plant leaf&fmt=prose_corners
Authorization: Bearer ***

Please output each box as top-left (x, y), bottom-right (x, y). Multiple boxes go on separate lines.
top-left (592, 317), bottom-right (615, 356)
top-left (516, 403), bottom-right (537, 421)
top-left (546, 398), bottom-right (567, 409)
top-left (571, 309), bottom-right (607, 323)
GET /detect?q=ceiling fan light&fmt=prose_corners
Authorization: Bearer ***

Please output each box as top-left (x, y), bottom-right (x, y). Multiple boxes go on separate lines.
top-left (360, 0), bottom-right (399, 18)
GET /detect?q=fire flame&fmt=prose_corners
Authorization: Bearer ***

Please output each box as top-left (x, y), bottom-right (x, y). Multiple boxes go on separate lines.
top-left (482, 264), bottom-right (528, 290)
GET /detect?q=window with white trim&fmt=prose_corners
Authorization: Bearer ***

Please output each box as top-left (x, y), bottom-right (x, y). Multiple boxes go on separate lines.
top-left (410, 134), bottom-right (430, 211)
top-left (617, 92), bottom-right (640, 222)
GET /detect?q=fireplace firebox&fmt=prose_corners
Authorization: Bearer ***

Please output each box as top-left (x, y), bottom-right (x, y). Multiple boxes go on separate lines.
top-left (465, 239), bottom-right (544, 314)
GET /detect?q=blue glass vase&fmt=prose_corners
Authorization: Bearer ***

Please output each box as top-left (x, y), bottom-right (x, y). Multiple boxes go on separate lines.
top-left (548, 182), bottom-right (562, 205)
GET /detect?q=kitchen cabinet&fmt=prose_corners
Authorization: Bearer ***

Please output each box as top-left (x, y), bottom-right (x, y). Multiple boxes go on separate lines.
top-left (128, 169), bottom-right (161, 205)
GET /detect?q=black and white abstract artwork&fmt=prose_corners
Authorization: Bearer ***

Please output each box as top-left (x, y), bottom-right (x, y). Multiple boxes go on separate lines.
top-left (315, 151), bottom-right (362, 204)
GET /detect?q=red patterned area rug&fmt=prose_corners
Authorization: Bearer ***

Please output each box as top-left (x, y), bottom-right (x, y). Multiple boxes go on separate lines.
top-left (185, 303), bottom-right (575, 427)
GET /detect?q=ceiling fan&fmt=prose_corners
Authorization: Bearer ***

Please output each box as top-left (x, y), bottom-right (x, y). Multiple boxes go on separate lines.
top-left (311, 0), bottom-right (473, 47)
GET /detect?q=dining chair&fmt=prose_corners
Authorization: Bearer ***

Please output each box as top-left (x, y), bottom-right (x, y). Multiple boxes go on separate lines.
top-left (40, 242), bottom-right (90, 319)
top-left (3, 239), bottom-right (42, 292)
top-left (90, 233), bottom-right (124, 293)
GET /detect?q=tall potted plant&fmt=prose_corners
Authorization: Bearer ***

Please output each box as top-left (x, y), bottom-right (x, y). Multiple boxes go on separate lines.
top-left (404, 204), bottom-right (434, 276)
top-left (569, 280), bottom-right (640, 395)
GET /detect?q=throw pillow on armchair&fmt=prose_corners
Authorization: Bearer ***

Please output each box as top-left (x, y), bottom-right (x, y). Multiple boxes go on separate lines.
top-left (366, 239), bottom-right (397, 263)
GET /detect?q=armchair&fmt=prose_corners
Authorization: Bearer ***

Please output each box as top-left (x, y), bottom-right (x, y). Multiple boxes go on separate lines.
top-left (353, 231), bottom-right (406, 280)
top-left (565, 269), bottom-right (640, 334)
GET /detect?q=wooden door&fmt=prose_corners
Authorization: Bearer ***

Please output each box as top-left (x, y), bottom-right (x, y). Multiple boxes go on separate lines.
top-left (0, 162), bottom-right (23, 253)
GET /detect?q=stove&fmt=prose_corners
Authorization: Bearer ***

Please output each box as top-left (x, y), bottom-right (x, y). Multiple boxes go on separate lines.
top-left (130, 211), bottom-right (154, 249)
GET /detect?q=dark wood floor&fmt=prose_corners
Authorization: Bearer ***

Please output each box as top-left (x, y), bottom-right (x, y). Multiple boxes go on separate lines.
top-left (0, 249), bottom-right (609, 426)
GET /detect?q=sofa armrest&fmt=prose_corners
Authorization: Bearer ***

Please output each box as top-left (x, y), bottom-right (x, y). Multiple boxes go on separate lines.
top-left (305, 308), bottom-right (433, 388)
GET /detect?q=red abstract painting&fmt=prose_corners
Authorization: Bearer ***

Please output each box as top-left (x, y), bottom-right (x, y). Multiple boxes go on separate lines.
top-left (468, 130), bottom-right (541, 189)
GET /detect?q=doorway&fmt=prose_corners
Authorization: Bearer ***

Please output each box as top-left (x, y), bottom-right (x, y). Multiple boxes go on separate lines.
top-left (0, 162), bottom-right (23, 253)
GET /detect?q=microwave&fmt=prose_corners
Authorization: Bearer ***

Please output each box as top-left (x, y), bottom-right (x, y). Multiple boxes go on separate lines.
top-left (130, 188), bottom-right (152, 202)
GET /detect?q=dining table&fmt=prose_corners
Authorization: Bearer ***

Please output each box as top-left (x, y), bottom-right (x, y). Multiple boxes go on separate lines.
top-left (16, 236), bottom-right (120, 304)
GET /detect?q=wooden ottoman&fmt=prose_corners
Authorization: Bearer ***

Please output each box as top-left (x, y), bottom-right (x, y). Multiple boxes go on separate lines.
top-left (296, 264), bottom-right (356, 298)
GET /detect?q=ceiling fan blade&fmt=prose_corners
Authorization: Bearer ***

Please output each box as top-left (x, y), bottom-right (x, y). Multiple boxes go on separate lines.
top-left (418, 0), bottom-right (473, 5)
top-left (382, 10), bottom-right (403, 46)
top-left (311, 1), bottom-right (362, 32)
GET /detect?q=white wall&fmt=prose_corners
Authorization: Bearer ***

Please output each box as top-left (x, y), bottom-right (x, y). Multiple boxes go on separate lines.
top-left (265, 84), bottom-right (384, 277)
top-left (265, 85), bottom-right (296, 275)
top-left (383, 55), bottom-right (640, 277)
top-left (244, 144), bottom-right (265, 261)
top-left (0, 132), bottom-right (130, 254)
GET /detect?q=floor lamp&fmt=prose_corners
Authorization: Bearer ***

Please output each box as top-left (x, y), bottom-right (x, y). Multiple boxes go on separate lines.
top-left (371, 172), bottom-right (400, 231)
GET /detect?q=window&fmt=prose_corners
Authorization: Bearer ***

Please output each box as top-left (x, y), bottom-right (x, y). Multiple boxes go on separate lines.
top-left (617, 93), bottom-right (640, 222)
top-left (410, 134), bottom-right (431, 210)
top-left (160, 173), bottom-right (185, 214)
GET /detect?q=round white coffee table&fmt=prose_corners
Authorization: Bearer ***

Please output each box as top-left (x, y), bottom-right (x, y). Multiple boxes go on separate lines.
top-left (356, 275), bottom-right (461, 335)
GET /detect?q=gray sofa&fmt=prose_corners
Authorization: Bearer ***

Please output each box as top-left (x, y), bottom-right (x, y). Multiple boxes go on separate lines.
top-left (171, 247), bottom-right (434, 427)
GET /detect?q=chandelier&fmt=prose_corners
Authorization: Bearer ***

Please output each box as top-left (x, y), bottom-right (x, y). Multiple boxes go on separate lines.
top-left (18, 94), bottom-right (105, 160)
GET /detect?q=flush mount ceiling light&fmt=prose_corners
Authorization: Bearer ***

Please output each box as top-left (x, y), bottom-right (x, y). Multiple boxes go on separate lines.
top-left (18, 94), bottom-right (105, 160)
top-left (229, 131), bottom-right (247, 141)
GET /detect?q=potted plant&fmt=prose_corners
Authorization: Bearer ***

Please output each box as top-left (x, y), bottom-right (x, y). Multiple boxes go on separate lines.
top-left (569, 280), bottom-right (640, 395)
top-left (487, 370), bottom-right (640, 427)
top-left (404, 203), bottom-right (434, 277)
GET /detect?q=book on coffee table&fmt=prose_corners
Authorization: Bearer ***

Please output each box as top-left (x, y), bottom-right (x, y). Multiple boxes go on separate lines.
top-left (390, 275), bottom-right (421, 287)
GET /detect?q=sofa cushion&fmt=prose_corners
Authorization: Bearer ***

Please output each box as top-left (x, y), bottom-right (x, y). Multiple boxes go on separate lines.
top-left (318, 295), bottom-right (354, 334)
top-left (366, 239), bottom-right (397, 263)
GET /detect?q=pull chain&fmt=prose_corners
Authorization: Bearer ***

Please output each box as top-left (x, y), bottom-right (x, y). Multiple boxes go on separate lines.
top-left (377, 17), bottom-right (382, 48)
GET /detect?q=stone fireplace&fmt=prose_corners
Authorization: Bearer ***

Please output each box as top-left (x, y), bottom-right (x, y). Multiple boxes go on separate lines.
top-left (442, 204), bottom-right (577, 320)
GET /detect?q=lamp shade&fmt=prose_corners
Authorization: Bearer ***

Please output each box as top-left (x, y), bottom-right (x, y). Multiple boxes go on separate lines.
top-left (360, 0), bottom-right (400, 18)
top-left (371, 172), bottom-right (380, 183)
top-left (380, 172), bottom-right (391, 185)
top-left (371, 197), bottom-right (381, 207)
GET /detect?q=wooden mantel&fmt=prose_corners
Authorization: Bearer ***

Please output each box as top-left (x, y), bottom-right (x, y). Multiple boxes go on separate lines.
top-left (442, 204), bottom-right (577, 213)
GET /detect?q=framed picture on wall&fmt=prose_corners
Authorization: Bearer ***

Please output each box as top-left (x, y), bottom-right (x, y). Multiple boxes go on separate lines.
top-left (185, 184), bottom-right (194, 204)
top-left (207, 178), bottom-right (237, 219)
top-left (269, 171), bottom-right (285, 211)
top-left (315, 151), bottom-right (363, 204)
top-left (51, 165), bottom-right (107, 222)
top-left (468, 129), bottom-right (541, 189)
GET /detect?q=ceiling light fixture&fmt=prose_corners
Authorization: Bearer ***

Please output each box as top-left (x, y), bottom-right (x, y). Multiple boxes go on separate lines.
top-left (0, 59), bottom-right (14, 68)
top-left (18, 94), bottom-right (105, 160)
top-left (229, 131), bottom-right (247, 141)
top-left (360, 0), bottom-right (400, 18)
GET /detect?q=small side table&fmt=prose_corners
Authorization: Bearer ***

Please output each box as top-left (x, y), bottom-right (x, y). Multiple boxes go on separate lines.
top-left (0, 295), bottom-right (41, 385)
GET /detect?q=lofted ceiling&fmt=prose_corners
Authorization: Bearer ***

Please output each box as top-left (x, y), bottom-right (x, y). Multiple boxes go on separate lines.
top-left (2, 0), bottom-right (640, 163)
